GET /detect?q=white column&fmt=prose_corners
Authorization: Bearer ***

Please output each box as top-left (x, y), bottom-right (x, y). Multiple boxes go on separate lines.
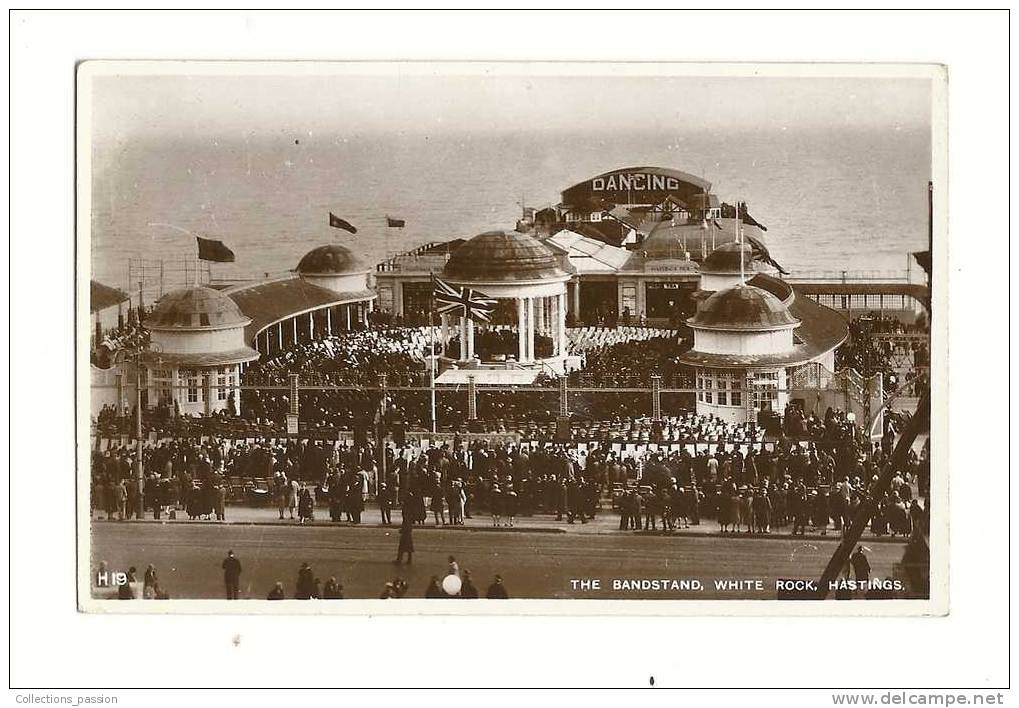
top-left (551, 294), bottom-right (559, 356)
top-left (571, 280), bottom-right (580, 318)
top-left (346, 305), bottom-right (352, 331)
top-left (293, 316), bottom-right (298, 344)
top-left (527, 297), bottom-right (535, 362)
top-left (278, 321), bottom-right (284, 350)
top-left (309, 311), bottom-right (315, 339)
top-left (440, 313), bottom-right (448, 357)
top-left (516, 298), bottom-right (526, 362)
top-left (466, 317), bottom-right (475, 360)
top-left (460, 316), bottom-right (469, 361)
top-left (326, 307), bottom-right (332, 335)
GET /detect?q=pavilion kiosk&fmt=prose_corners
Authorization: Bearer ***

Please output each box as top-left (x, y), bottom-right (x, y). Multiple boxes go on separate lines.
top-left (142, 286), bottom-right (260, 416)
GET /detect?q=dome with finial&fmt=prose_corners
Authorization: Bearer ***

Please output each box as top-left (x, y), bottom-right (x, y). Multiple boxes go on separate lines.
top-left (702, 241), bottom-right (755, 275)
top-left (297, 244), bottom-right (366, 275)
top-left (147, 286), bottom-right (251, 330)
top-left (444, 230), bottom-right (570, 282)
top-left (688, 284), bottom-right (800, 332)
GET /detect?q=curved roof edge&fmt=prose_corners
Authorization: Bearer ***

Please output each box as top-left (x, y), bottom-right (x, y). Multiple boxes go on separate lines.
top-left (226, 276), bottom-right (375, 345)
top-left (562, 165), bottom-right (713, 194)
top-left (140, 347), bottom-right (261, 367)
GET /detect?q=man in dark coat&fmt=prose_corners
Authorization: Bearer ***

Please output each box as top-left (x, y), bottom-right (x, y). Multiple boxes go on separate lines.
top-left (851, 545), bottom-right (871, 583)
top-left (295, 562), bottom-right (316, 599)
top-left (485, 574), bottom-right (509, 599)
top-left (378, 483), bottom-right (393, 525)
top-left (395, 514), bottom-right (414, 564)
top-left (460, 570), bottom-right (479, 598)
top-left (222, 549), bottom-right (242, 600)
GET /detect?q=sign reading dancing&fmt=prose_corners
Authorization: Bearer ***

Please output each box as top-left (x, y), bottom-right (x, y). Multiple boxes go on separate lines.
top-left (592, 172), bottom-right (681, 192)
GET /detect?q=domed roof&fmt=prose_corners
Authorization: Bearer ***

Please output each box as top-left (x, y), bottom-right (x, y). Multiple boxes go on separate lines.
top-left (297, 244), bottom-right (365, 274)
top-left (443, 230), bottom-right (570, 282)
top-left (702, 241), bottom-right (755, 274)
top-left (689, 284), bottom-right (800, 331)
top-left (147, 286), bottom-right (251, 330)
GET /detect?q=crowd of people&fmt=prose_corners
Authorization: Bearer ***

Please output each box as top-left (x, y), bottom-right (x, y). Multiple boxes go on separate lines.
top-left (92, 404), bottom-right (930, 545)
top-left (91, 318), bottom-right (151, 369)
top-left (835, 313), bottom-right (930, 396)
top-left (617, 447), bottom-right (928, 540)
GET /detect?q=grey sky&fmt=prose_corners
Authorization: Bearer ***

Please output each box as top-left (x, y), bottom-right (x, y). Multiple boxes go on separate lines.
top-left (90, 71), bottom-right (932, 142)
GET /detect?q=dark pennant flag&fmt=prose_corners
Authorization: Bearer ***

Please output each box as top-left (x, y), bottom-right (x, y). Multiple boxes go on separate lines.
top-left (386, 216), bottom-right (406, 228)
top-left (743, 233), bottom-right (789, 275)
top-left (196, 236), bottom-right (235, 263)
top-left (329, 212), bottom-right (358, 234)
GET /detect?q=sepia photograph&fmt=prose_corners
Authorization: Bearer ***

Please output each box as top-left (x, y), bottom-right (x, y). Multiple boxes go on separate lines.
top-left (11, 6), bottom-right (1015, 697)
top-left (77, 61), bottom-right (944, 612)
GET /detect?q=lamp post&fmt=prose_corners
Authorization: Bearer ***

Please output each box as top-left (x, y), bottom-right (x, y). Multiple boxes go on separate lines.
top-left (134, 361), bottom-right (145, 519)
top-left (118, 341), bottom-right (160, 519)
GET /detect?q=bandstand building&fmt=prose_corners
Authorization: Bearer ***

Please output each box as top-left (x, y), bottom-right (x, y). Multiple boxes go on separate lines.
top-left (435, 230), bottom-right (578, 383)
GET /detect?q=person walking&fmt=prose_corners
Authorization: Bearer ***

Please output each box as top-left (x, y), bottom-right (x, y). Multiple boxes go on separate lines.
top-left (222, 550), bottom-right (242, 600)
top-left (274, 473), bottom-right (288, 520)
top-left (395, 514), bottom-right (414, 565)
top-left (287, 478), bottom-right (299, 520)
top-left (298, 485), bottom-right (315, 524)
top-left (114, 480), bottom-right (127, 521)
top-left (851, 545), bottom-right (871, 584)
top-left (378, 483), bottom-right (393, 525)
top-left (214, 483), bottom-right (226, 521)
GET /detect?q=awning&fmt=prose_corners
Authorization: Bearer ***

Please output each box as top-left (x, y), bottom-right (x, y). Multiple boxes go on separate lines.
top-left (90, 280), bottom-right (130, 313)
top-left (140, 346), bottom-right (260, 368)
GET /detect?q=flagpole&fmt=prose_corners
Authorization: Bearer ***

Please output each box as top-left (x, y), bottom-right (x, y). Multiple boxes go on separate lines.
top-left (429, 273), bottom-right (437, 435)
top-left (738, 199), bottom-right (745, 286)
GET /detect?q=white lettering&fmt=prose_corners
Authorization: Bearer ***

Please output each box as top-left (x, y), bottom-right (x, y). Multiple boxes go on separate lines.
top-left (590, 172), bottom-right (685, 193)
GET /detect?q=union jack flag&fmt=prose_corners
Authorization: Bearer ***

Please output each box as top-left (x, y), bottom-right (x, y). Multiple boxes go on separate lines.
top-left (432, 274), bottom-right (496, 323)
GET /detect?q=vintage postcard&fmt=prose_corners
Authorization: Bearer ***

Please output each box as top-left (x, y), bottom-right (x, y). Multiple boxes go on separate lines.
top-left (77, 61), bottom-right (946, 615)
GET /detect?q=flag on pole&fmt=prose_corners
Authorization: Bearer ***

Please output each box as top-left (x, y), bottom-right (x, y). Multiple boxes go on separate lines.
top-left (432, 274), bottom-right (496, 323)
top-left (386, 216), bottom-right (406, 228)
top-left (744, 233), bottom-right (789, 275)
top-left (328, 212), bottom-right (358, 234)
top-left (196, 236), bottom-right (235, 262)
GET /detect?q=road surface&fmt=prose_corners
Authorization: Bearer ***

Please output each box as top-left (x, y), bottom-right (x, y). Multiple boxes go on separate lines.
top-left (90, 521), bottom-right (914, 601)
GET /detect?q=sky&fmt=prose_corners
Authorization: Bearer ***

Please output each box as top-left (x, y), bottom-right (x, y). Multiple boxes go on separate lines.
top-left (89, 69), bottom-right (933, 143)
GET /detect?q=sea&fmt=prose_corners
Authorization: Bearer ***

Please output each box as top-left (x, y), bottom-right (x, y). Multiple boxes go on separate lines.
top-left (90, 127), bottom-right (931, 294)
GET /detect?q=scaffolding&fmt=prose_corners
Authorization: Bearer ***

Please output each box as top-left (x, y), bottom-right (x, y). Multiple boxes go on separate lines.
top-left (127, 256), bottom-right (212, 307)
